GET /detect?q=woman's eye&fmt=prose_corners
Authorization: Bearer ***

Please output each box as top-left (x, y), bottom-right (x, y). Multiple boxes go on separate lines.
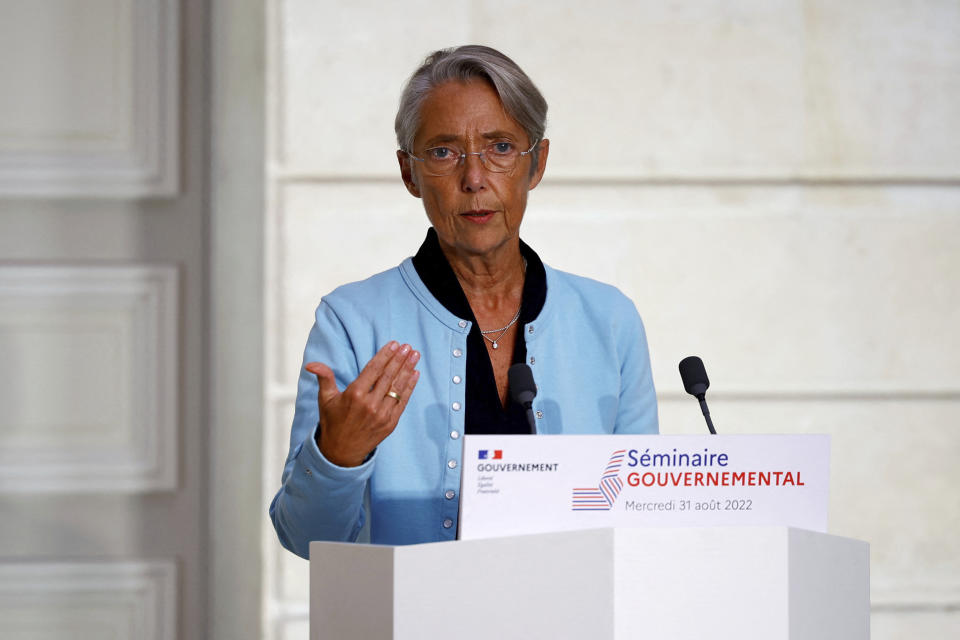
top-left (428, 147), bottom-right (455, 160)
top-left (491, 142), bottom-right (514, 155)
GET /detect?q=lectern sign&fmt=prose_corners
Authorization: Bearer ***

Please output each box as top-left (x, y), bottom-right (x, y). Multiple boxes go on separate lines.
top-left (459, 434), bottom-right (829, 540)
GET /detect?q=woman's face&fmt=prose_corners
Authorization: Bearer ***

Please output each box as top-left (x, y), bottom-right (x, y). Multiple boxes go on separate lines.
top-left (398, 79), bottom-right (548, 261)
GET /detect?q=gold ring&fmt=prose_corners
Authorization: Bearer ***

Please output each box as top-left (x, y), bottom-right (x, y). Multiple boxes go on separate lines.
top-left (386, 390), bottom-right (401, 402)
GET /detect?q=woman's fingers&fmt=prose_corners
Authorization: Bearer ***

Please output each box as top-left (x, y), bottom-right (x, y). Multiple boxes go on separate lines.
top-left (371, 343), bottom-right (413, 399)
top-left (355, 342), bottom-right (419, 411)
top-left (379, 348), bottom-right (419, 412)
top-left (353, 341), bottom-right (401, 392)
top-left (388, 365), bottom-right (420, 421)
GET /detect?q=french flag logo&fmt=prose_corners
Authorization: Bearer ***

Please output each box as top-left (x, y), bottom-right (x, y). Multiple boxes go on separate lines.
top-left (478, 449), bottom-right (503, 460)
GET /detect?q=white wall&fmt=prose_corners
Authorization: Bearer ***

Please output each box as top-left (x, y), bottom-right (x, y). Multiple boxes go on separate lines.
top-left (264, 1), bottom-right (960, 638)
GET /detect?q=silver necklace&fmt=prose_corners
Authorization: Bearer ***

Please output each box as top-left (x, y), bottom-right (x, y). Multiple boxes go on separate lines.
top-left (480, 306), bottom-right (521, 350)
top-left (479, 257), bottom-right (526, 351)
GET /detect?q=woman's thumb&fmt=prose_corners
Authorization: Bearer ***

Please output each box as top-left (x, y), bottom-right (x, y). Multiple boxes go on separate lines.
top-left (305, 362), bottom-right (338, 404)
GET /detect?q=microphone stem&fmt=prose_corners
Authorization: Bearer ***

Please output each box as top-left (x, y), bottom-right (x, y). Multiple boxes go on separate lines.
top-left (698, 396), bottom-right (717, 435)
top-left (524, 404), bottom-right (537, 435)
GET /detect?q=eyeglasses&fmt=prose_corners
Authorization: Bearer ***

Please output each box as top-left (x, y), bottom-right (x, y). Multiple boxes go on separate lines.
top-left (404, 140), bottom-right (539, 176)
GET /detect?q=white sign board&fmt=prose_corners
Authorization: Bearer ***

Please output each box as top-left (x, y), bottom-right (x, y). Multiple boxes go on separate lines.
top-left (459, 434), bottom-right (829, 540)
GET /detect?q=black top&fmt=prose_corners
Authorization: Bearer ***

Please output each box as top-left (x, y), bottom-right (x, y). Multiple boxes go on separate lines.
top-left (412, 228), bottom-right (547, 434)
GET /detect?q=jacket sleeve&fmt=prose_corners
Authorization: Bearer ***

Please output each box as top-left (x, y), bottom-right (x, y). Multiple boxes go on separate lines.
top-left (613, 297), bottom-right (659, 434)
top-left (268, 300), bottom-right (375, 558)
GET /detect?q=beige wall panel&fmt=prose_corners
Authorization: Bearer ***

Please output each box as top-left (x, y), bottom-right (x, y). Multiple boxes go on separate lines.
top-left (278, 0), bottom-right (471, 173)
top-left (659, 396), bottom-right (960, 608)
top-left (279, 619), bottom-right (309, 640)
top-left (481, 0), bottom-right (960, 178)
top-left (0, 0), bottom-right (179, 196)
top-left (0, 495), bottom-right (158, 555)
top-left (0, 265), bottom-right (177, 492)
top-left (0, 561), bottom-right (176, 640)
top-left (280, 0), bottom-right (960, 179)
top-left (804, 0), bottom-right (960, 177)
top-left (0, 314), bottom-right (129, 444)
top-left (525, 183), bottom-right (960, 394)
top-left (277, 539), bottom-right (310, 604)
top-left (474, 0), bottom-right (806, 179)
top-left (873, 610), bottom-right (960, 640)
top-left (0, 0), bottom-right (133, 152)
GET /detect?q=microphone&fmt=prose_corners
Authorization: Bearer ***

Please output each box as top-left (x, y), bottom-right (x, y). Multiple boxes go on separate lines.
top-left (678, 356), bottom-right (717, 434)
top-left (508, 363), bottom-right (538, 434)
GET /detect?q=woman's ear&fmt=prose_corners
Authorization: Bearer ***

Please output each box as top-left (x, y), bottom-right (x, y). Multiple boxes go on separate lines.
top-left (528, 139), bottom-right (549, 190)
top-left (397, 150), bottom-right (422, 198)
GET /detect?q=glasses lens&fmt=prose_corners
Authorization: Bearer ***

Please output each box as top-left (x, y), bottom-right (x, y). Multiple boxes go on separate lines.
top-left (420, 147), bottom-right (458, 176)
top-left (483, 143), bottom-right (518, 173)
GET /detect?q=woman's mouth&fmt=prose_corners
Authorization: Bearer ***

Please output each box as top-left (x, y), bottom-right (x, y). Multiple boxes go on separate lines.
top-left (460, 210), bottom-right (495, 223)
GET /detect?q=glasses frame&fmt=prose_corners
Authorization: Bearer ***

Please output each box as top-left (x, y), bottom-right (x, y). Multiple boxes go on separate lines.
top-left (404, 139), bottom-right (540, 176)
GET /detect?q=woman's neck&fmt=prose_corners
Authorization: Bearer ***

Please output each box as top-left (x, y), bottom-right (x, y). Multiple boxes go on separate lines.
top-left (442, 244), bottom-right (526, 312)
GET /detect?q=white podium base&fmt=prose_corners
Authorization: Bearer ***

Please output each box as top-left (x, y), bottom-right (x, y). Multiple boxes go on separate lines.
top-left (310, 527), bottom-right (869, 640)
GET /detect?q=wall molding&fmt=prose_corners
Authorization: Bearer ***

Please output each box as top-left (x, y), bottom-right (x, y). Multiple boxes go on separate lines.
top-left (872, 582), bottom-right (960, 612)
top-left (0, 560), bottom-right (176, 640)
top-left (0, 264), bottom-right (178, 493)
top-left (0, 0), bottom-right (179, 197)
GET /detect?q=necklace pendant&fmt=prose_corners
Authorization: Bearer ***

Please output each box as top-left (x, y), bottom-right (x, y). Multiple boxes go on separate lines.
top-left (492, 341), bottom-right (499, 349)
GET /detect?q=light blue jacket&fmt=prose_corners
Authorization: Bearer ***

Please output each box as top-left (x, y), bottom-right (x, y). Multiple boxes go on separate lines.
top-left (269, 257), bottom-right (658, 558)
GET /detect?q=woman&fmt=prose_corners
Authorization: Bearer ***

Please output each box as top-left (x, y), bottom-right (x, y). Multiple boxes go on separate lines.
top-left (270, 45), bottom-right (658, 558)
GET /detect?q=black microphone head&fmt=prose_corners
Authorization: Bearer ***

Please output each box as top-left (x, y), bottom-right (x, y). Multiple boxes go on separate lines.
top-left (679, 356), bottom-right (710, 398)
top-left (508, 363), bottom-right (537, 405)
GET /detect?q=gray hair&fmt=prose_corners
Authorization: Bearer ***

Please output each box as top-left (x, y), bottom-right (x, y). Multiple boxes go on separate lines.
top-left (395, 45), bottom-right (548, 171)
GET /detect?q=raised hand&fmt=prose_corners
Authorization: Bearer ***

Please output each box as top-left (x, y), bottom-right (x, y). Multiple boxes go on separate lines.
top-left (305, 341), bottom-right (420, 467)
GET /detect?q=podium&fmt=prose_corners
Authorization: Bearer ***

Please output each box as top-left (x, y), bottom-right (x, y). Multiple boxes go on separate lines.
top-left (310, 527), bottom-right (869, 639)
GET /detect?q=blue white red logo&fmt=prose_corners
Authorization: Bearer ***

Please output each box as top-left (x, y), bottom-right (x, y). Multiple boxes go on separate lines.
top-left (478, 449), bottom-right (503, 460)
top-left (571, 449), bottom-right (626, 511)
